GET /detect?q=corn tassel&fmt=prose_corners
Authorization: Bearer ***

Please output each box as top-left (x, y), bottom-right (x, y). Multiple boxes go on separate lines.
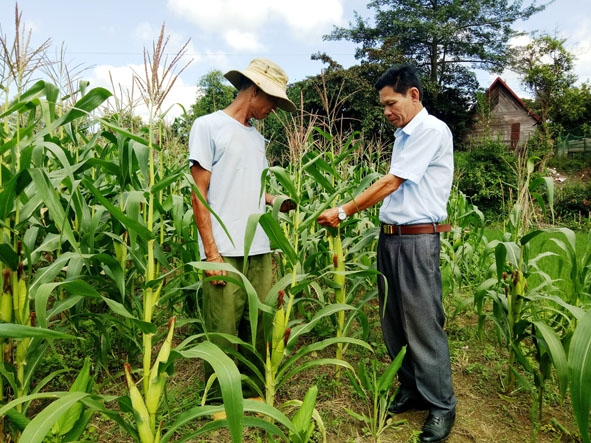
top-left (146, 317), bottom-right (176, 428)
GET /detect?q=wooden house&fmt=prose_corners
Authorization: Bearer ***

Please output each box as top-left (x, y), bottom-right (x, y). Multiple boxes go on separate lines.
top-left (467, 77), bottom-right (541, 148)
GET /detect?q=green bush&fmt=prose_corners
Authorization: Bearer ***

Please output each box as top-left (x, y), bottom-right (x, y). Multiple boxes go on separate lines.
top-left (455, 139), bottom-right (517, 220)
top-left (554, 179), bottom-right (591, 223)
top-left (547, 155), bottom-right (591, 174)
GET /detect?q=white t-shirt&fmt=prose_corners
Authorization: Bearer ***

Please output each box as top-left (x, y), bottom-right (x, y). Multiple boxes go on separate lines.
top-left (188, 110), bottom-right (271, 258)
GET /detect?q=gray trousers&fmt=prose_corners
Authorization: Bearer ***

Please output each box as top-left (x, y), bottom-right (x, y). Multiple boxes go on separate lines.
top-left (377, 231), bottom-right (457, 413)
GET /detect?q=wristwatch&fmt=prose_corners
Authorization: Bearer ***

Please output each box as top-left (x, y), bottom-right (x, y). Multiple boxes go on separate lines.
top-left (337, 206), bottom-right (347, 221)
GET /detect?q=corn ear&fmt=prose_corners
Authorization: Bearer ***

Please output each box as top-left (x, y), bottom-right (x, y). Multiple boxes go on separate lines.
top-left (510, 269), bottom-right (526, 321)
top-left (124, 363), bottom-right (153, 443)
top-left (146, 317), bottom-right (176, 416)
top-left (0, 291), bottom-right (12, 322)
top-left (270, 306), bottom-right (287, 372)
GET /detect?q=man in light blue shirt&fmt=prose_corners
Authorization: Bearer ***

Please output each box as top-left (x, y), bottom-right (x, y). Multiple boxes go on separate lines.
top-left (318, 64), bottom-right (457, 443)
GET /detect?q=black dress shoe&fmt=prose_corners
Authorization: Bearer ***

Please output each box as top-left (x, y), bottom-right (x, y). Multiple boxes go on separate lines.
top-left (420, 409), bottom-right (456, 442)
top-left (388, 389), bottom-right (429, 414)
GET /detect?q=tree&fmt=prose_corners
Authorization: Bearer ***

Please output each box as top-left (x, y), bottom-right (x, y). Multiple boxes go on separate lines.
top-left (190, 70), bottom-right (235, 118)
top-left (171, 70), bottom-right (235, 144)
top-left (551, 82), bottom-right (591, 137)
top-left (289, 55), bottom-right (392, 142)
top-left (513, 34), bottom-right (577, 125)
top-left (512, 34), bottom-right (578, 152)
top-left (325, 0), bottom-right (548, 99)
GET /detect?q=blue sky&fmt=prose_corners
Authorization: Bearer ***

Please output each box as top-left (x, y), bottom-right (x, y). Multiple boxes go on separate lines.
top-left (3, 0), bottom-right (590, 120)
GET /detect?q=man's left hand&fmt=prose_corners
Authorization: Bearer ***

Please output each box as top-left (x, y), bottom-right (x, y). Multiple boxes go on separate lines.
top-left (317, 207), bottom-right (341, 227)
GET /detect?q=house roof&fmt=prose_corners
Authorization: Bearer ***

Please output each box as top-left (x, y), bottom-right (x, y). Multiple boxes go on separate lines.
top-left (486, 77), bottom-right (541, 124)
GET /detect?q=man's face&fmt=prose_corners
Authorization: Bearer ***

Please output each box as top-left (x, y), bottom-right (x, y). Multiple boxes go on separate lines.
top-left (379, 85), bottom-right (419, 128)
top-left (253, 89), bottom-right (278, 119)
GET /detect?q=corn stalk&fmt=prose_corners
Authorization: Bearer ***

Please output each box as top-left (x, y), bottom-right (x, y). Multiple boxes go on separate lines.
top-left (131, 23), bottom-right (190, 395)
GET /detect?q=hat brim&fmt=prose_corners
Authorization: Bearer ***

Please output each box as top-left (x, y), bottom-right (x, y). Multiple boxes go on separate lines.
top-left (225, 69), bottom-right (297, 112)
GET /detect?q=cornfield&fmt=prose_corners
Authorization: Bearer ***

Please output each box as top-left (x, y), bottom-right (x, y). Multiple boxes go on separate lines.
top-left (1, 12), bottom-right (591, 443)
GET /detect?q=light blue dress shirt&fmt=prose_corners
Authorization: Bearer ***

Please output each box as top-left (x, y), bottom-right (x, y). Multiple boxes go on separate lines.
top-left (379, 108), bottom-right (454, 225)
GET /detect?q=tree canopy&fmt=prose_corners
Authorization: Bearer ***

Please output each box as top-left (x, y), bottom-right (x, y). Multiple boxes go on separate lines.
top-left (326, 0), bottom-right (549, 96)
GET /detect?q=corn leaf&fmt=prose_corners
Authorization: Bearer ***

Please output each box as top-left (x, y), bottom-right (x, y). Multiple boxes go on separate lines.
top-left (532, 321), bottom-right (568, 398)
top-left (258, 212), bottom-right (299, 267)
top-left (569, 310), bottom-right (591, 443)
top-left (82, 178), bottom-right (154, 241)
top-left (52, 357), bottom-right (93, 437)
top-left (290, 385), bottom-right (318, 443)
top-left (378, 346), bottom-right (406, 395)
top-left (61, 87), bottom-right (112, 124)
top-left (19, 392), bottom-right (92, 443)
top-left (268, 166), bottom-right (298, 201)
top-left (176, 342), bottom-right (244, 443)
top-left (0, 324), bottom-right (74, 340)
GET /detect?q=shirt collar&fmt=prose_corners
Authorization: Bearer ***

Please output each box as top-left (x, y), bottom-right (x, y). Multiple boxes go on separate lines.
top-left (396, 107), bottom-right (428, 138)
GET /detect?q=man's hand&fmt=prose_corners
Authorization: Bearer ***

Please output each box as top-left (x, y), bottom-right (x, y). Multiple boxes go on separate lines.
top-left (279, 198), bottom-right (296, 213)
top-left (205, 255), bottom-right (227, 286)
top-left (269, 195), bottom-right (296, 213)
top-left (317, 207), bottom-right (341, 228)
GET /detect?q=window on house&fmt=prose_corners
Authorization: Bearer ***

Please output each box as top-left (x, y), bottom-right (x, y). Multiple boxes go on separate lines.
top-left (510, 123), bottom-right (520, 149)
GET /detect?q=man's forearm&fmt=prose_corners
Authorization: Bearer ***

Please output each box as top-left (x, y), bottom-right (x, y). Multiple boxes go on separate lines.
top-left (342, 174), bottom-right (404, 217)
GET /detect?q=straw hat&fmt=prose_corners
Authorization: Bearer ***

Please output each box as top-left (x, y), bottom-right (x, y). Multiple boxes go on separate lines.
top-left (224, 58), bottom-right (297, 112)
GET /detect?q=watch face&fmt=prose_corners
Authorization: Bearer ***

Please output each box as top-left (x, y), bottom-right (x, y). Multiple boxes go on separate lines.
top-left (338, 208), bottom-right (346, 220)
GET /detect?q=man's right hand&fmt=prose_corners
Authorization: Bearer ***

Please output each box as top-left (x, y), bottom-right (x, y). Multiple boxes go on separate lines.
top-left (205, 255), bottom-right (227, 286)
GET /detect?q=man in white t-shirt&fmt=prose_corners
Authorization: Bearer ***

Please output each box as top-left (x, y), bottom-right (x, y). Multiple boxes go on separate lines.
top-left (189, 58), bottom-right (296, 400)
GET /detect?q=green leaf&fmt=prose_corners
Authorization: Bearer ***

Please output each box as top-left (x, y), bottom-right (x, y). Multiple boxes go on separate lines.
top-left (568, 310), bottom-right (591, 443)
top-left (0, 168), bottom-right (31, 222)
top-left (0, 243), bottom-right (19, 271)
top-left (176, 342), bottom-right (244, 443)
top-left (0, 324), bottom-right (74, 340)
top-left (532, 322), bottom-right (568, 399)
top-left (62, 88), bottom-right (112, 124)
top-left (19, 392), bottom-right (92, 443)
top-left (100, 297), bottom-right (158, 334)
top-left (290, 385), bottom-right (318, 443)
top-left (269, 166), bottom-right (299, 201)
top-left (34, 280), bottom-right (99, 328)
top-left (258, 212), bottom-right (299, 267)
top-left (377, 346), bottom-right (406, 395)
top-left (52, 357), bottom-right (93, 437)
top-left (82, 178), bottom-right (154, 241)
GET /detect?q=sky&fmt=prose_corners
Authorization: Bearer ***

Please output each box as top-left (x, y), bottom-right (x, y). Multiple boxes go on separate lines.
top-left (2, 0), bottom-right (591, 120)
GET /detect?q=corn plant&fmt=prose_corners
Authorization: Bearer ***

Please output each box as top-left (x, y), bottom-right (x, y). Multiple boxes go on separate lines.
top-left (440, 186), bottom-right (490, 317)
top-left (470, 154), bottom-right (591, 432)
top-left (0, 62), bottom-right (115, 439)
top-left (568, 309), bottom-right (591, 443)
top-left (346, 346), bottom-right (407, 442)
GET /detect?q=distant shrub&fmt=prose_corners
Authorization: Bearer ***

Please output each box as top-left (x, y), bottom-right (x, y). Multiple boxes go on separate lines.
top-left (554, 179), bottom-right (591, 224)
top-left (455, 139), bottom-right (517, 220)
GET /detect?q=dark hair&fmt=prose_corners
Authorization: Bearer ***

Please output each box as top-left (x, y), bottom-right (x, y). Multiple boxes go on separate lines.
top-left (239, 75), bottom-right (255, 91)
top-left (374, 63), bottom-right (423, 101)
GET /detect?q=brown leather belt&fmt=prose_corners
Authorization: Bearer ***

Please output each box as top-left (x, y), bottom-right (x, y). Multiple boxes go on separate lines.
top-left (381, 223), bottom-right (451, 235)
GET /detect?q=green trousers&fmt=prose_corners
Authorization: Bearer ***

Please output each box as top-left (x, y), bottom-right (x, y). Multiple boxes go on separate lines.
top-left (202, 253), bottom-right (272, 398)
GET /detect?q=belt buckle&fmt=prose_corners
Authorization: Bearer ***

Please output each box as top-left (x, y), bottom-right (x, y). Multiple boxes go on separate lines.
top-left (382, 224), bottom-right (399, 235)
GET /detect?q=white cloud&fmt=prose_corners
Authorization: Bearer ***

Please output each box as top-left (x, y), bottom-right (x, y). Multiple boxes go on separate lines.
top-left (224, 30), bottom-right (264, 51)
top-left (87, 63), bottom-right (197, 121)
top-left (167, 0), bottom-right (347, 46)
